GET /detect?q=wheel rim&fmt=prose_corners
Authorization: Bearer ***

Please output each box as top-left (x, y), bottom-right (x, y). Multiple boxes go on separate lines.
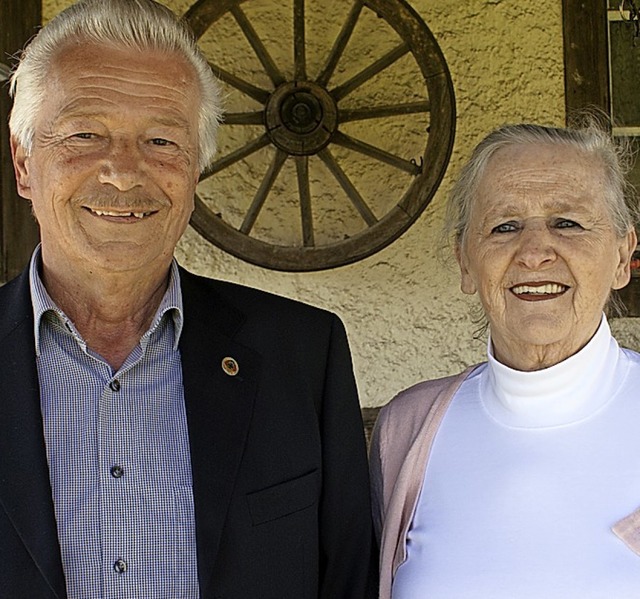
top-left (186, 0), bottom-right (456, 271)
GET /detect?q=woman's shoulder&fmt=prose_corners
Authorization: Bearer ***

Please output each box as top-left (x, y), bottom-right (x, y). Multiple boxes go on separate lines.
top-left (376, 364), bottom-right (483, 440)
top-left (384, 365), bottom-right (482, 414)
top-left (369, 365), bottom-right (484, 518)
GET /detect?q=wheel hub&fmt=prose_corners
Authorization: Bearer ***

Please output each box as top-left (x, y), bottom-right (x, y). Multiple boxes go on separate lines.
top-left (265, 81), bottom-right (338, 155)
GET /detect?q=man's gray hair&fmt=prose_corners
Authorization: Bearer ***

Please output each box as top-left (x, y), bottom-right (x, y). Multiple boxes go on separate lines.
top-left (446, 119), bottom-right (639, 248)
top-left (9, 0), bottom-right (222, 172)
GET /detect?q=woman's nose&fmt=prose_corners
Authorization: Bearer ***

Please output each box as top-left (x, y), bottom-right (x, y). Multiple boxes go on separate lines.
top-left (515, 225), bottom-right (557, 269)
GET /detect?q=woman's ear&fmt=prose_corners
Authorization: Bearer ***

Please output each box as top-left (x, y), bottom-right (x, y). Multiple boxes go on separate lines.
top-left (456, 241), bottom-right (477, 295)
top-left (612, 228), bottom-right (637, 290)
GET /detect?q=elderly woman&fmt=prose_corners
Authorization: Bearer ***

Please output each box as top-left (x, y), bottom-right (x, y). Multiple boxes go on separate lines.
top-left (370, 122), bottom-right (640, 598)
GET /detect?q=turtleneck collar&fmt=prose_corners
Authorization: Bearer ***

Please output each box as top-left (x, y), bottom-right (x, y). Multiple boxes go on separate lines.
top-left (481, 315), bottom-right (621, 428)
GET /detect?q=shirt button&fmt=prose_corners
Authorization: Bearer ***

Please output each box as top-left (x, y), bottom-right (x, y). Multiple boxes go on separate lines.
top-left (109, 379), bottom-right (121, 392)
top-left (114, 558), bottom-right (127, 574)
top-left (110, 465), bottom-right (125, 479)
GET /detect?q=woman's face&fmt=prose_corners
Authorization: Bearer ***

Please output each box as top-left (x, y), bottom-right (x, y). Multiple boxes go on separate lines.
top-left (457, 143), bottom-right (636, 371)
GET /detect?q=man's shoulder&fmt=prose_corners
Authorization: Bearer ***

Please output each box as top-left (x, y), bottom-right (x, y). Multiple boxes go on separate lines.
top-left (179, 267), bottom-right (336, 323)
top-left (178, 268), bottom-right (346, 360)
top-left (0, 267), bottom-right (30, 298)
top-left (0, 267), bottom-right (32, 333)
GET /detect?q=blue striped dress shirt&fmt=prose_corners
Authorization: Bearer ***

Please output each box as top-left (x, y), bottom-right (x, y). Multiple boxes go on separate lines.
top-left (29, 248), bottom-right (199, 598)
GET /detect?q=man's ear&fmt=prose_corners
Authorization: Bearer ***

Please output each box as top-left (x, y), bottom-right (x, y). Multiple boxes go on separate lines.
top-left (456, 242), bottom-right (477, 295)
top-left (10, 136), bottom-right (33, 199)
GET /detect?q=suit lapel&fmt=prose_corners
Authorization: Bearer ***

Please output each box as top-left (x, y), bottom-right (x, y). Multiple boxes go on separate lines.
top-left (0, 270), bottom-right (66, 598)
top-left (179, 269), bottom-right (260, 593)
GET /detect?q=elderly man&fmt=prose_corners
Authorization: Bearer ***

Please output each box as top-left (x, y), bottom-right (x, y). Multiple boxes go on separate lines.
top-left (1, 0), bottom-right (375, 597)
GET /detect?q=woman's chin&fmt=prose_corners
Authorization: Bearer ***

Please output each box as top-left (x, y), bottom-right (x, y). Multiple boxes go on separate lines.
top-left (492, 319), bottom-right (592, 369)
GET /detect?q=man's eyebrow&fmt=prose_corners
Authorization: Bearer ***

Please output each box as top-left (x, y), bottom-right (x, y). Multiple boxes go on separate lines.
top-left (56, 111), bottom-right (192, 132)
top-left (55, 109), bottom-right (106, 122)
top-left (152, 116), bottom-right (193, 131)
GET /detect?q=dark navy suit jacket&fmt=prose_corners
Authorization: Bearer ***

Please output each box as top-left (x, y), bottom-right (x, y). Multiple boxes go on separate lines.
top-left (0, 266), bottom-right (376, 598)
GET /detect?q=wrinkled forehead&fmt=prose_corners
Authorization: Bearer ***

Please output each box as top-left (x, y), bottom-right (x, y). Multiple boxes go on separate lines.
top-left (485, 142), bottom-right (605, 186)
top-left (476, 142), bottom-right (609, 205)
top-left (40, 41), bottom-right (200, 127)
top-left (49, 39), bottom-right (197, 86)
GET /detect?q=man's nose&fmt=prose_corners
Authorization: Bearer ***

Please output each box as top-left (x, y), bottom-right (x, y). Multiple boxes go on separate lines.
top-left (97, 140), bottom-right (144, 191)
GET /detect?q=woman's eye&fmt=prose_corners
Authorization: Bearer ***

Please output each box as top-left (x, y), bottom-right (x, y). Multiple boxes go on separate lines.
top-left (491, 222), bottom-right (518, 234)
top-left (72, 132), bottom-right (96, 140)
top-left (150, 138), bottom-right (173, 146)
top-left (555, 219), bottom-right (582, 229)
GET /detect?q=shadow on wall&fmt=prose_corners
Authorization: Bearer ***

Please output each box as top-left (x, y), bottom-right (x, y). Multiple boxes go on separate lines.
top-left (362, 407), bottom-right (381, 449)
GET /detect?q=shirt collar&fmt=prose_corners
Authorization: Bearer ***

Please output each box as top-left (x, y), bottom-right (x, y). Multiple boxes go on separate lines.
top-left (483, 315), bottom-right (619, 428)
top-left (29, 244), bottom-right (184, 356)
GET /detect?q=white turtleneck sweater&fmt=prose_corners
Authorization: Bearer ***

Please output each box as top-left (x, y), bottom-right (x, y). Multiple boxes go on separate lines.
top-left (392, 316), bottom-right (640, 598)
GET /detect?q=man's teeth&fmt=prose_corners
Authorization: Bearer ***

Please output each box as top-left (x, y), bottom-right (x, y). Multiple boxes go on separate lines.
top-left (92, 209), bottom-right (149, 219)
top-left (512, 283), bottom-right (567, 295)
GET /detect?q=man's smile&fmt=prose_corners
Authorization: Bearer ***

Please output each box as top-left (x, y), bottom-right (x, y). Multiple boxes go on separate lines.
top-left (86, 207), bottom-right (156, 220)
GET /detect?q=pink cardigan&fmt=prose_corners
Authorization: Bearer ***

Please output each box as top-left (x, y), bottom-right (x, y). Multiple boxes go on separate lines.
top-left (369, 365), bottom-right (640, 599)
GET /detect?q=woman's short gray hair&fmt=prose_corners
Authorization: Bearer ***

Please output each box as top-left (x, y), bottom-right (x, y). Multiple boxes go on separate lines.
top-left (8, 0), bottom-right (222, 172)
top-left (445, 118), bottom-right (639, 247)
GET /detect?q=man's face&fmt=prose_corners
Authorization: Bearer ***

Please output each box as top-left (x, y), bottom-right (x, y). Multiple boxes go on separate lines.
top-left (11, 42), bottom-right (201, 277)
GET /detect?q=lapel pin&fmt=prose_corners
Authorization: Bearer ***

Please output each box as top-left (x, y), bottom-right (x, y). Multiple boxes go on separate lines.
top-left (222, 356), bottom-right (239, 377)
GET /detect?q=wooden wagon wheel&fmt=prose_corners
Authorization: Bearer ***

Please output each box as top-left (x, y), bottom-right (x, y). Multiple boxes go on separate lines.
top-left (185, 0), bottom-right (455, 271)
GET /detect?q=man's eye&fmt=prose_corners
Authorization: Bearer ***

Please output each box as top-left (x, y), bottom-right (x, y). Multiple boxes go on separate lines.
top-left (491, 222), bottom-right (518, 234)
top-left (150, 138), bottom-right (173, 146)
top-left (72, 132), bottom-right (96, 140)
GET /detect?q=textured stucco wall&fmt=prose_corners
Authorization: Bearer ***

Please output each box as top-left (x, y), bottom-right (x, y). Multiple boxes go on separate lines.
top-left (41, 0), bottom-right (640, 407)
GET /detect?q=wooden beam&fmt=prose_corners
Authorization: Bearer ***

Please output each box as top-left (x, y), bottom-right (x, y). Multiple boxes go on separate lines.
top-left (562, 0), bottom-right (610, 122)
top-left (0, 0), bottom-right (41, 284)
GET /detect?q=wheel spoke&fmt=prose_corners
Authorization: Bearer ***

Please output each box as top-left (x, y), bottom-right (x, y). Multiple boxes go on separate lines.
top-left (184, 0), bottom-right (456, 271)
top-left (223, 111), bottom-right (264, 125)
top-left (240, 149), bottom-right (289, 234)
top-left (330, 42), bottom-right (410, 102)
top-left (230, 5), bottom-right (286, 87)
top-left (295, 156), bottom-right (314, 246)
top-left (200, 133), bottom-right (270, 180)
top-left (293, 0), bottom-right (307, 80)
top-left (208, 61), bottom-right (271, 104)
top-left (339, 101), bottom-right (430, 123)
top-left (318, 148), bottom-right (378, 226)
top-left (332, 131), bottom-right (421, 175)
top-left (316, 1), bottom-right (363, 87)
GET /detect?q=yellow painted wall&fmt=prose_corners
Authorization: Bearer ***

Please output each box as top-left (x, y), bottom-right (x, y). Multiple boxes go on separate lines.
top-left (41, 0), bottom-right (640, 407)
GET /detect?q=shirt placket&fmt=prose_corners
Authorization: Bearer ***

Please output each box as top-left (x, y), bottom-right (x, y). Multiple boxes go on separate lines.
top-left (99, 350), bottom-right (143, 598)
